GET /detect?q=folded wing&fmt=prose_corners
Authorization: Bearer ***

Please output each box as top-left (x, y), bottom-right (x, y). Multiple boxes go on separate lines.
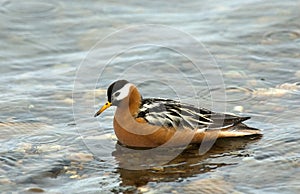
top-left (137, 98), bottom-right (250, 131)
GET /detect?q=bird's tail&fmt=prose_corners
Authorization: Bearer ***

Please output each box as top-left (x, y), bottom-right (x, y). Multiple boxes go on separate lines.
top-left (218, 123), bottom-right (262, 138)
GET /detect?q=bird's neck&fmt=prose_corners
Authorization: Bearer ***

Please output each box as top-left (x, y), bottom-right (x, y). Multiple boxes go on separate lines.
top-left (117, 86), bottom-right (142, 117)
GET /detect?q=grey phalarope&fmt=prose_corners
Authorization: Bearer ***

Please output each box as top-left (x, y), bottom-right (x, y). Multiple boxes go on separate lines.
top-left (94, 80), bottom-right (261, 148)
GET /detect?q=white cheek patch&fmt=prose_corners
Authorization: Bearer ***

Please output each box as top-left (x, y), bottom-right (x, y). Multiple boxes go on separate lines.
top-left (115, 83), bottom-right (133, 101)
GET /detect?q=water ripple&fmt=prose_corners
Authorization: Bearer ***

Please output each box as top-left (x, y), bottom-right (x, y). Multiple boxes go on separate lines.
top-left (200, 86), bottom-right (254, 103)
top-left (0, 122), bottom-right (54, 140)
top-left (225, 86), bottom-right (254, 102)
top-left (254, 110), bottom-right (300, 161)
top-left (0, 0), bottom-right (60, 19)
top-left (262, 30), bottom-right (300, 44)
top-left (21, 133), bottom-right (62, 144)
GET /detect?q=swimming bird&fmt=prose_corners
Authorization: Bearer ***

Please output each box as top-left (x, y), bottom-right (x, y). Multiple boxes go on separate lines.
top-left (94, 80), bottom-right (261, 148)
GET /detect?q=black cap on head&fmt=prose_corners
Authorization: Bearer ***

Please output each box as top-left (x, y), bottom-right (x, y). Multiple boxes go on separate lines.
top-left (107, 80), bottom-right (129, 102)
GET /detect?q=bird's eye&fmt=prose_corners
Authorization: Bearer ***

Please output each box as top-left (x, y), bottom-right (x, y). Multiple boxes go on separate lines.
top-left (114, 92), bottom-right (120, 97)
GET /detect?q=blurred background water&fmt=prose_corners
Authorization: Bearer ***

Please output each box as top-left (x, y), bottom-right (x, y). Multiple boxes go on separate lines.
top-left (0, 0), bottom-right (300, 193)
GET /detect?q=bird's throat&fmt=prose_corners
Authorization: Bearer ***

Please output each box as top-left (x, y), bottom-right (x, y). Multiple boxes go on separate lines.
top-left (117, 86), bottom-right (142, 117)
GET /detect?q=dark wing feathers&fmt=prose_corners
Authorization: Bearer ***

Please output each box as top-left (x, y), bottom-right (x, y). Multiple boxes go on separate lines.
top-left (137, 98), bottom-right (249, 131)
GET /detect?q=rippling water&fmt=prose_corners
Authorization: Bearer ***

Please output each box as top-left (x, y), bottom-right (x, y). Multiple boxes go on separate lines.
top-left (1, 0), bottom-right (300, 193)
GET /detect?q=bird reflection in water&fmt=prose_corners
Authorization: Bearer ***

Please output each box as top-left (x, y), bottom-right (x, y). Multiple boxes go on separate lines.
top-left (112, 135), bottom-right (261, 188)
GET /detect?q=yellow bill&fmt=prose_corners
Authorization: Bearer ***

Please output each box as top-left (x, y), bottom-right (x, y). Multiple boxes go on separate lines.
top-left (94, 101), bottom-right (112, 117)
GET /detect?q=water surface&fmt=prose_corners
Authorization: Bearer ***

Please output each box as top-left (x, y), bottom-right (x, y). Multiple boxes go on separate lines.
top-left (1, 0), bottom-right (299, 193)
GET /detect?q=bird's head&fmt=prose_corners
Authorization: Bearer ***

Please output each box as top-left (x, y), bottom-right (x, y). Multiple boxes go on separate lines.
top-left (94, 80), bottom-right (139, 117)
